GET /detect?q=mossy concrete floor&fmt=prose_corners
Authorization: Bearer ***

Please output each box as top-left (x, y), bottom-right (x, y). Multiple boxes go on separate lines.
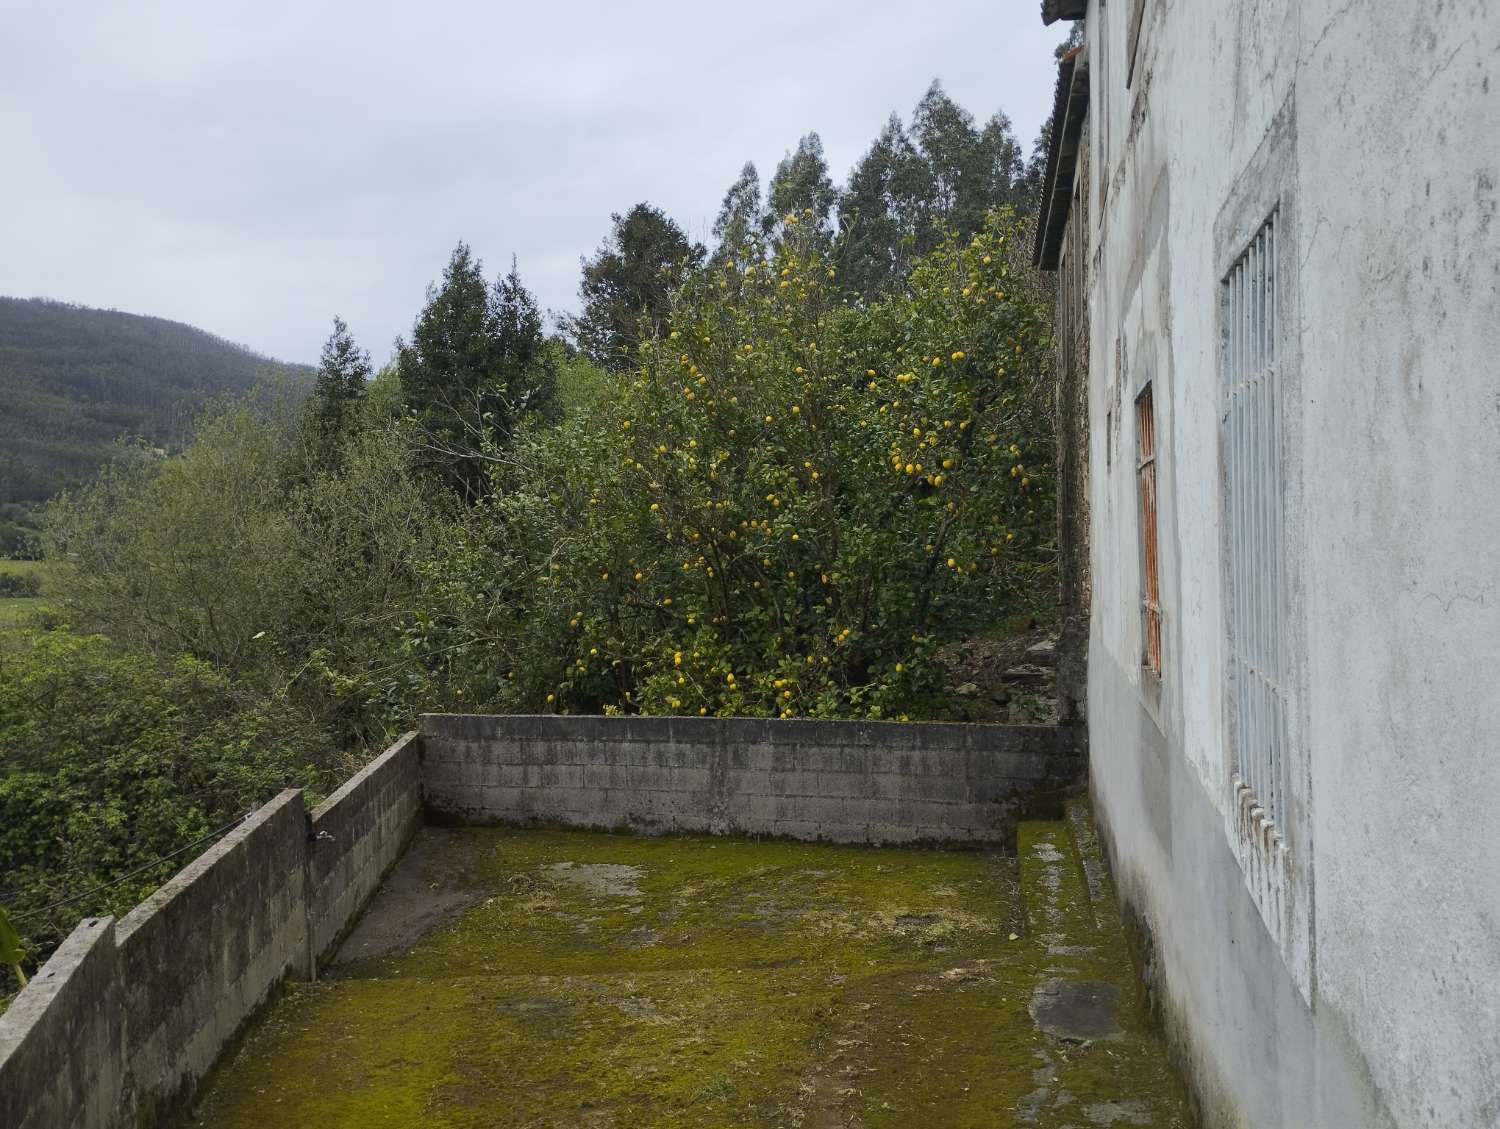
top-left (190, 807), bottom-right (1190, 1128)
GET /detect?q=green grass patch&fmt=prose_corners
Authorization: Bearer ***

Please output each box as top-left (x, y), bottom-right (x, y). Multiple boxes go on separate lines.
top-left (0, 559), bottom-right (53, 580)
top-left (0, 560), bottom-right (59, 638)
top-left (0, 597), bottom-right (48, 629)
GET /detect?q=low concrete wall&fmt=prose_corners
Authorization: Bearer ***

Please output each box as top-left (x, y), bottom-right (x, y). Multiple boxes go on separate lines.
top-left (0, 716), bottom-right (1077, 1125)
top-left (421, 714), bottom-right (1081, 844)
top-left (0, 732), bottom-right (420, 1129)
top-left (306, 732), bottom-right (422, 970)
top-left (0, 917), bottom-right (123, 1129)
top-left (117, 790), bottom-right (309, 1123)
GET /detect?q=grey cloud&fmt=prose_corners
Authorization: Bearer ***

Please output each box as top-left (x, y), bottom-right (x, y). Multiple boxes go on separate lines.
top-left (0, 0), bottom-right (1068, 364)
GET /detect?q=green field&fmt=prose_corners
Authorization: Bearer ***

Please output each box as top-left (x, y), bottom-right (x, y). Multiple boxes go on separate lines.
top-left (0, 559), bottom-right (58, 632)
top-left (0, 559), bottom-right (52, 580)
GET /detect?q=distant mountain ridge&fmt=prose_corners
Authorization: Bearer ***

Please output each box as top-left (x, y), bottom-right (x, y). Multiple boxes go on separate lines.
top-left (0, 297), bottom-right (312, 548)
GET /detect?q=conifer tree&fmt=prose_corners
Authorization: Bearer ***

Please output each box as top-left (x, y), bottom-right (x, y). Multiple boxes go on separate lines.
top-left (837, 83), bottom-right (1028, 299)
top-left (489, 258), bottom-right (560, 435)
top-left (397, 243), bottom-right (557, 498)
top-left (311, 316), bottom-right (371, 446)
top-left (565, 204), bottom-right (704, 370)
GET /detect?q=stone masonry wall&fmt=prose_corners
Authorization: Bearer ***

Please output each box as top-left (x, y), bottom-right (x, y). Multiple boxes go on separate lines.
top-left (421, 714), bottom-right (1082, 844)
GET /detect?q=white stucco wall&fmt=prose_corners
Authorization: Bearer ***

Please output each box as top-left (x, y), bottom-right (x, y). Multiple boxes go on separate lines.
top-left (1079, 2), bottom-right (1500, 1125)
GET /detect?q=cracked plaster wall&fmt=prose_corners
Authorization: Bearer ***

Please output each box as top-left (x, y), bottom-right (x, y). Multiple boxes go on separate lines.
top-left (1080, 0), bottom-right (1500, 1125)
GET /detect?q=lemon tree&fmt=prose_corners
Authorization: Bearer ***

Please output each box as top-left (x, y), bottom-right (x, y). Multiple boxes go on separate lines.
top-left (403, 208), bottom-right (1054, 721)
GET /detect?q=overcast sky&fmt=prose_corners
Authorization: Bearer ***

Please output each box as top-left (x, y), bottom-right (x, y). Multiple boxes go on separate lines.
top-left (0, 1), bottom-right (1067, 365)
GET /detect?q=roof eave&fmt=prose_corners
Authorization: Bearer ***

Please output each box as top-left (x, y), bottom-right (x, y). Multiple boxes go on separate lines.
top-left (1032, 46), bottom-right (1090, 271)
top-left (1041, 0), bottom-right (1088, 26)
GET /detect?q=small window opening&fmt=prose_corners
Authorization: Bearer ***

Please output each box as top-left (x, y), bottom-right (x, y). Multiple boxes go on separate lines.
top-left (1136, 384), bottom-right (1161, 674)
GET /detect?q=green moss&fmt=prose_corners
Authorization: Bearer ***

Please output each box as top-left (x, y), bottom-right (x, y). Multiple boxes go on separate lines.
top-left (190, 826), bottom-right (1189, 1128)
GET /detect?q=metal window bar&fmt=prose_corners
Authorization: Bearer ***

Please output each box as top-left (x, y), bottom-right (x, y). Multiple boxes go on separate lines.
top-left (1136, 385), bottom-right (1161, 674)
top-left (1224, 214), bottom-right (1286, 834)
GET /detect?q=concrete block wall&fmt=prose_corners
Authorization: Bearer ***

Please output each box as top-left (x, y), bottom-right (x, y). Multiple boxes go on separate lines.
top-left (306, 732), bottom-right (422, 969)
top-left (0, 731), bottom-right (421, 1129)
top-left (421, 714), bottom-right (1082, 844)
top-left (0, 716), bottom-right (1078, 1126)
top-left (0, 917), bottom-right (123, 1129)
top-left (116, 790), bottom-right (309, 1123)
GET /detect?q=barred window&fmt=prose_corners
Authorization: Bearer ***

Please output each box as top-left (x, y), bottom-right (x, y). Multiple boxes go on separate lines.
top-left (1136, 384), bottom-right (1161, 674)
top-left (1223, 213), bottom-right (1286, 833)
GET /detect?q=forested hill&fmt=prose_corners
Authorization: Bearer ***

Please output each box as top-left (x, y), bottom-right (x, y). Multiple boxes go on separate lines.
top-left (0, 297), bottom-right (312, 534)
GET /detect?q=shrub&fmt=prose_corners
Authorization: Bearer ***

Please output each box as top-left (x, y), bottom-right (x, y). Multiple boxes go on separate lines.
top-left (44, 404), bottom-right (453, 745)
top-left (399, 208), bottom-right (1055, 721)
top-left (0, 630), bottom-right (347, 979)
top-left (0, 572), bottom-right (40, 598)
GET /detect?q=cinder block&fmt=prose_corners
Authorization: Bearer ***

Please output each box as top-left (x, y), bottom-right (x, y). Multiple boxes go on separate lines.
top-left (744, 791), bottom-right (780, 824)
top-left (866, 773), bottom-right (909, 801)
top-left (628, 764), bottom-right (674, 792)
top-left (772, 818), bottom-right (825, 841)
top-left (795, 744), bottom-right (840, 774)
top-left (814, 771), bottom-right (871, 799)
top-left (539, 763), bottom-right (585, 790)
top-left (723, 768), bottom-right (771, 797)
top-left (833, 747), bottom-right (870, 775)
top-left (798, 795), bottom-right (847, 828)
top-left (672, 765), bottom-right (713, 794)
top-left (770, 794), bottom-right (804, 822)
top-left (769, 769), bottom-right (816, 797)
top-left (866, 822), bottom-right (922, 845)
top-left (906, 773), bottom-right (970, 804)
top-left (481, 785), bottom-right (527, 815)
top-left (561, 786), bottom-right (609, 816)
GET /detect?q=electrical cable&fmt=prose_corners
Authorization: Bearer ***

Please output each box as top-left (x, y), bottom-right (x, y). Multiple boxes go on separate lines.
top-left (13, 811), bottom-right (251, 923)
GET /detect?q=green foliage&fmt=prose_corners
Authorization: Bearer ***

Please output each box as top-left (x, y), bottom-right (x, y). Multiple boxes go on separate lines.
top-left (910, 81), bottom-right (1025, 234)
top-left (767, 134), bottom-right (838, 245)
top-left (565, 204), bottom-right (707, 371)
top-left (0, 907), bottom-right (24, 988)
top-left (46, 407), bottom-right (302, 674)
top-left (0, 571), bottom-right (40, 598)
top-left (553, 341), bottom-right (614, 418)
top-left (0, 297), bottom-right (312, 515)
top-left (397, 246), bottom-right (560, 499)
top-left (9, 203), bottom-right (1055, 982)
top-left (310, 316), bottom-right (371, 450)
top-left (45, 398), bottom-right (453, 745)
top-left (363, 362), bottom-right (407, 422)
top-left (0, 630), bottom-right (344, 974)
top-left (0, 503), bottom-right (43, 559)
top-left (399, 209), bottom-right (1054, 721)
top-left (839, 114), bottom-right (931, 298)
top-left (710, 162), bottom-right (764, 268)
top-left (838, 82), bottom-right (1029, 298)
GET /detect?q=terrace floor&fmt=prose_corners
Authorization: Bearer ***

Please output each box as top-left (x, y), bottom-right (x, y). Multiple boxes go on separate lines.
top-left (189, 810), bottom-right (1190, 1128)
